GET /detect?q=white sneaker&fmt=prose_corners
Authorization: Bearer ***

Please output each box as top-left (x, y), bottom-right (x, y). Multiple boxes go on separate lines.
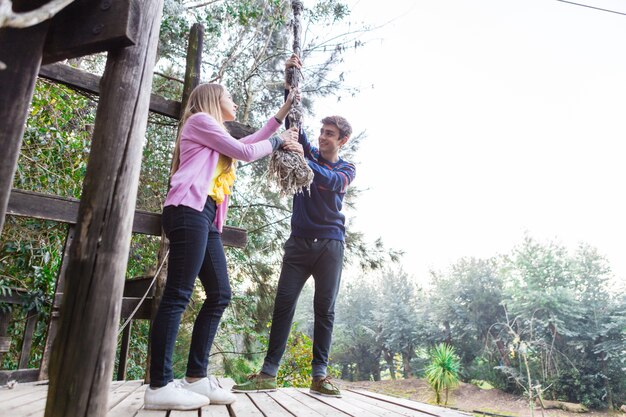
top-left (181, 375), bottom-right (237, 405)
top-left (144, 380), bottom-right (210, 410)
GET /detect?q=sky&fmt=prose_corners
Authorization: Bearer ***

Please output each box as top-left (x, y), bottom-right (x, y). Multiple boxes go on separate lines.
top-left (308, 0), bottom-right (626, 284)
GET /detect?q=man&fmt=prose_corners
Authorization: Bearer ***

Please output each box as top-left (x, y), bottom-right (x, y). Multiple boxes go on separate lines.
top-left (232, 56), bottom-right (356, 397)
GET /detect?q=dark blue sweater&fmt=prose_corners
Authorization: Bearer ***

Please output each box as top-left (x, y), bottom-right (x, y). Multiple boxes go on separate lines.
top-left (287, 126), bottom-right (356, 241)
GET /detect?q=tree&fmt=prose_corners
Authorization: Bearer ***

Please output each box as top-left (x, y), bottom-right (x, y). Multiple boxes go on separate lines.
top-left (428, 257), bottom-right (505, 378)
top-left (499, 236), bottom-right (624, 409)
top-left (425, 343), bottom-right (460, 406)
top-left (333, 280), bottom-right (382, 381)
top-left (376, 268), bottom-right (422, 378)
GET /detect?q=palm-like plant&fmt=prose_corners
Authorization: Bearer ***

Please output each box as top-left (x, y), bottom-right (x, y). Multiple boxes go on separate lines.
top-left (425, 343), bottom-right (461, 405)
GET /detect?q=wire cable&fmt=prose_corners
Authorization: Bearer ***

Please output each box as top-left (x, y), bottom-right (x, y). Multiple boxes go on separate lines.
top-left (556, 0), bottom-right (626, 16)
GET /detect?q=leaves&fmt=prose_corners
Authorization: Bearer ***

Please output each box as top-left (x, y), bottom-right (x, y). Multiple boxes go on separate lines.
top-left (425, 343), bottom-right (460, 405)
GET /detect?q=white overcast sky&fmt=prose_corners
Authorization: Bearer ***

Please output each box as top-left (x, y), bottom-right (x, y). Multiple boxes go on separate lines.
top-left (308, 0), bottom-right (626, 283)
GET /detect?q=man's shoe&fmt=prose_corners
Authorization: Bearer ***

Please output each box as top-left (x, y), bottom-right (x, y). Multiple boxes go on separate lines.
top-left (309, 376), bottom-right (342, 397)
top-left (144, 380), bottom-right (210, 410)
top-left (231, 373), bottom-right (277, 392)
top-left (181, 375), bottom-right (236, 405)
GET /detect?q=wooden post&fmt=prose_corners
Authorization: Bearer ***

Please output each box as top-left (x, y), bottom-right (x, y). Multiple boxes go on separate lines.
top-left (38, 224), bottom-right (74, 381)
top-left (116, 321), bottom-right (132, 381)
top-left (18, 308), bottom-right (38, 369)
top-left (44, 0), bottom-right (164, 415)
top-left (180, 23), bottom-right (204, 117)
top-left (0, 0), bottom-right (50, 234)
top-left (145, 22), bottom-right (205, 384)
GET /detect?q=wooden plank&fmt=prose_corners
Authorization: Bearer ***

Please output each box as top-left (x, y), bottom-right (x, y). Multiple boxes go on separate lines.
top-left (7, 189), bottom-right (248, 247)
top-left (1, 385), bottom-right (48, 414)
top-left (171, 407), bottom-right (227, 417)
top-left (0, 368), bottom-right (39, 385)
top-left (52, 294), bottom-right (152, 320)
top-left (38, 63), bottom-right (181, 119)
top-left (106, 383), bottom-right (148, 417)
top-left (267, 390), bottom-right (329, 416)
top-left (43, 0), bottom-right (165, 415)
top-left (247, 392), bottom-right (294, 417)
top-left (229, 393), bottom-right (265, 417)
top-left (123, 276), bottom-right (156, 298)
top-left (294, 388), bottom-right (382, 417)
top-left (0, 381), bottom-right (48, 402)
top-left (9, 399), bottom-right (46, 416)
top-left (107, 381), bottom-right (145, 410)
top-left (0, 3), bottom-right (50, 234)
top-left (18, 309), bottom-right (38, 369)
top-left (347, 390), bottom-right (472, 417)
top-left (7, 188), bottom-right (159, 235)
top-left (340, 390), bottom-right (436, 417)
top-left (0, 288), bottom-right (28, 305)
top-left (338, 390), bottom-right (414, 417)
top-left (38, 64), bottom-right (266, 137)
top-left (198, 405), bottom-right (230, 417)
top-left (43, 0), bottom-right (139, 64)
top-left (134, 409), bottom-right (168, 417)
top-left (281, 388), bottom-right (351, 417)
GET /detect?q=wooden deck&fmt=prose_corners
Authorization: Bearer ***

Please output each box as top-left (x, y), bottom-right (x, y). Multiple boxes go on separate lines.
top-left (0, 378), bottom-right (471, 417)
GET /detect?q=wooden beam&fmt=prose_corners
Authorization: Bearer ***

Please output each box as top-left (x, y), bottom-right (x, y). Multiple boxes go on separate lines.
top-left (0, 1), bottom-right (50, 235)
top-left (44, 0), bottom-right (165, 415)
top-left (52, 294), bottom-right (153, 320)
top-left (0, 368), bottom-right (39, 385)
top-left (38, 64), bottom-right (260, 138)
top-left (43, 0), bottom-right (139, 65)
top-left (7, 188), bottom-right (247, 247)
top-left (39, 63), bottom-right (181, 118)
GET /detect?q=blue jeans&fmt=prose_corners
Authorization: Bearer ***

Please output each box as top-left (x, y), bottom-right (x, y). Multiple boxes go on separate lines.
top-left (261, 236), bottom-right (344, 378)
top-left (149, 199), bottom-right (231, 388)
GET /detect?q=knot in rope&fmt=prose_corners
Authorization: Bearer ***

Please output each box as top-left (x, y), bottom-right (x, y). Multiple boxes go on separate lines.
top-left (268, 150), bottom-right (313, 196)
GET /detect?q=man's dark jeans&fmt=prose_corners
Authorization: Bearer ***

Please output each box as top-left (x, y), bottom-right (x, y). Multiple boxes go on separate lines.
top-left (149, 199), bottom-right (231, 388)
top-left (261, 236), bottom-right (344, 378)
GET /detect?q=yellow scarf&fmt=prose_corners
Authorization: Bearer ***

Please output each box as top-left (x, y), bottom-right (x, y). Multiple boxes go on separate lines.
top-left (209, 155), bottom-right (236, 205)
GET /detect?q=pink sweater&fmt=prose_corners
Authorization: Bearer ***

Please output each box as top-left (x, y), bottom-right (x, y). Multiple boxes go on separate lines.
top-left (164, 113), bottom-right (280, 232)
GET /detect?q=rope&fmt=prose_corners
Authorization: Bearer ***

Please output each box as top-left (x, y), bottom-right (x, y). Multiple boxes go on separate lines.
top-left (117, 249), bottom-right (169, 336)
top-left (268, 0), bottom-right (314, 196)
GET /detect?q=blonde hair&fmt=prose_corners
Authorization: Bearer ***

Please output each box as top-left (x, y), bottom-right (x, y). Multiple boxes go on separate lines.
top-left (170, 83), bottom-right (233, 175)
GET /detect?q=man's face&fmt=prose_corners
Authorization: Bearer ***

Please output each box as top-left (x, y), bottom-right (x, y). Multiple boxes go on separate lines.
top-left (318, 124), bottom-right (347, 156)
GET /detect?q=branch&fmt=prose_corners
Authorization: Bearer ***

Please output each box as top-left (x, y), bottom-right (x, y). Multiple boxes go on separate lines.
top-left (184, 0), bottom-right (222, 10)
top-left (0, 0), bottom-right (75, 29)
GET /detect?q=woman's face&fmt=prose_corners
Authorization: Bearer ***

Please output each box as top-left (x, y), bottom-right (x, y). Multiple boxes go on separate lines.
top-left (220, 89), bottom-right (238, 121)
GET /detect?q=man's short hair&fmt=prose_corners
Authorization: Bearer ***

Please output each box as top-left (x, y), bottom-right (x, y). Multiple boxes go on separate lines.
top-left (321, 116), bottom-right (352, 139)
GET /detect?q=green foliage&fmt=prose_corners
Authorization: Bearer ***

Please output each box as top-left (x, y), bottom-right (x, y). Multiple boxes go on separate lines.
top-left (549, 368), bottom-right (609, 409)
top-left (275, 327), bottom-right (314, 387)
top-left (333, 280), bottom-right (382, 381)
top-left (425, 343), bottom-right (461, 405)
top-left (225, 356), bottom-right (259, 384)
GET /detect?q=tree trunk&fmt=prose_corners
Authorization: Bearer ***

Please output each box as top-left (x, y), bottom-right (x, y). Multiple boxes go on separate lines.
top-left (383, 348), bottom-right (396, 380)
top-left (402, 350), bottom-right (413, 378)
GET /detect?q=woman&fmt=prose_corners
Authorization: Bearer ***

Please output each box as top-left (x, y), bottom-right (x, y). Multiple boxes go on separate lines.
top-left (145, 83), bottom-right (299, 411)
